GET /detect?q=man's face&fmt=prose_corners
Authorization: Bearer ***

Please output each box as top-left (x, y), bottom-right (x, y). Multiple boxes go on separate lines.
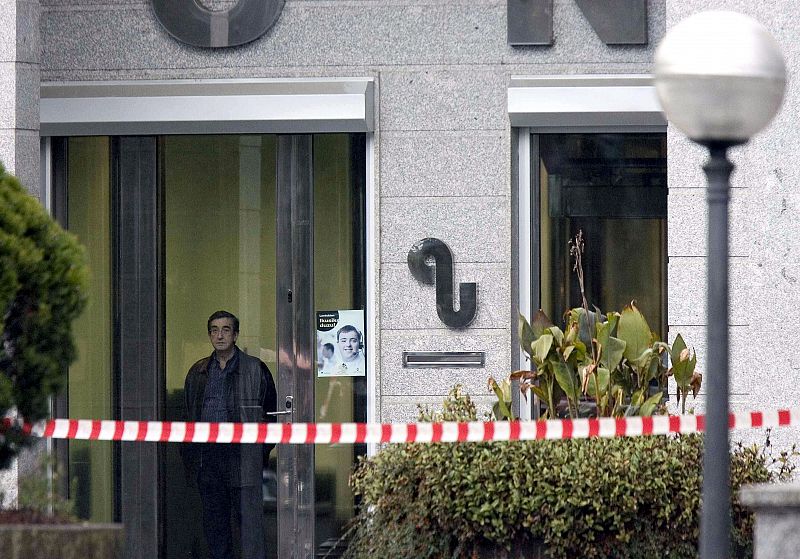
top-left (323, 346), bottom-right (334, 359)
top-left (337, 330), bottom-right (360, 362)
top-left (208, 317), bottom-right (238, 354)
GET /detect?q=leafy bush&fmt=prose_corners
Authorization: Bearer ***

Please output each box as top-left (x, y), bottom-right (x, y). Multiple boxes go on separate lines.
top-left (0, 165), bottom-right (87, 468)
top-left (344, 387), bottom-right (794, 559)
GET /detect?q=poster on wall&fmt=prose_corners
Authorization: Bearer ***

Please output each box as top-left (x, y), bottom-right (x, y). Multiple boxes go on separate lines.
top-left (316, 309), bottom-right (366, 377)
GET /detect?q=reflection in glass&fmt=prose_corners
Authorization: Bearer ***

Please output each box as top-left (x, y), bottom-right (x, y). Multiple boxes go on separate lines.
top-left (163, 135), bottom-right (278, 559)
top-left (313, 134), bottom-right (366, 552)
top-left (538, 134), bottom-right (667, 335)
top-left (66, 136), bottom-right (113, 522)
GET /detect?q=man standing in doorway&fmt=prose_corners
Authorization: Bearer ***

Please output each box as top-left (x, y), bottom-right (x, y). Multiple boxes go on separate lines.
top-left (181, 310), bottom-right (277, 559)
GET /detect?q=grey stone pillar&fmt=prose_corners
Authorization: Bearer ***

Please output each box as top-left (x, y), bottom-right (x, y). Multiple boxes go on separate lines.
top-left (0, 0), bottom-right (41, 506)
top-left (0, 0), bottom-right (40, 195)
top-left (740, 483), bottom-right (800, 559)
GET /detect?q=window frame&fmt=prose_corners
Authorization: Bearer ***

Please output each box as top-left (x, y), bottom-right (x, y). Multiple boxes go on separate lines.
top-left (510, 75), bottom-right (667, 419)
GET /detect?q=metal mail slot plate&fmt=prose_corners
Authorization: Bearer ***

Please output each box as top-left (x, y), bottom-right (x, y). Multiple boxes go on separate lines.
top-left (402, 351), bottom-right (485, 368)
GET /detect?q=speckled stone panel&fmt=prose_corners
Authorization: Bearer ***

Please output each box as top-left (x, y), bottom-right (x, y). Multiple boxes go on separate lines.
top-left (668, 257), bottom-right (751, 326)
top-left (667, 1), bottom-right (800, 473)
top-left (381, 395), bottom-right (496, 424)
top-left (380, 130), bottom-right (508, 198)
top-left (379, 67), bottom-right (509, 132)
top-left (15, 62), bottom-right (38, 130)
top-left (380, 329), bottom-right (510, 397)
top-left (0, 62), bottom-right (16, 128)
top-left (0, 2), bottom-right (16, 62)
top-left (381, 196), bottom-right (510, 264)
top-left (16, 0), bottom-right (39, 64)
top-left (380, 263), bottom-right (509, 330)
top-left (0, 129), bottom-right (15, 173)
top-left (40, 0), bottom-right (663, 75)
top-left (15, 129), bottom-right (40, 195)
top-left (668, 188), bottom-right (752, 258)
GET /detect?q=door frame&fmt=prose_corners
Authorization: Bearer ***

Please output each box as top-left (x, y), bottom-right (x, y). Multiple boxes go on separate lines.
top-left (41, 77), bottom-right (377, 559)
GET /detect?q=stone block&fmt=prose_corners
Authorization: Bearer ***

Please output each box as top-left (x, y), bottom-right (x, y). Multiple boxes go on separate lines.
top-left (668, 187), bottom-right (752, 258)
top-left (15, 62), bottom-right (39, 131)
top-left (740, 483), bottom-right (800, 559)
top-left (380, 130), bottom-right (509, 198)
top-left (16, 0), bottom-right (40, 64)
top-left (0, 62), bottom-right (16, 128)
top-left (380, 195), bottom-right (510, 264)
top-left (380, 328), bottom-right (511, 397)
top-left (379, 67), bottom-right (508, 131)
top-left (40, 1), bottom-right (663, 75)
top-left (380, 262), bottom-right (510, 330)
top-left (0, 128), bottom-right (16, 172)
top-left (14, 128), bottom-right (39, 195)
top-left (0, 2), bottom-right (15, 62)
top-left (381, 394), bottom-right (495, 424)
top-left (667, 256), bottom-right (751, 326)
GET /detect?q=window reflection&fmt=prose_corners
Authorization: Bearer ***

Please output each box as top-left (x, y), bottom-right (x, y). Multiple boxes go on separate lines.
top-left (538, 134), bottom-right (667, 336)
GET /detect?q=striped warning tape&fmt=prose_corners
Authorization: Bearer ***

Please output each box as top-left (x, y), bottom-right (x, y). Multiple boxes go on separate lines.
top-left (2, 408), bottom-right (797, 445)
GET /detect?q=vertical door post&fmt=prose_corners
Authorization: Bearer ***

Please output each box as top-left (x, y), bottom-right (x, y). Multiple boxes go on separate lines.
top-left (276, 135), bottom-right (315, 559)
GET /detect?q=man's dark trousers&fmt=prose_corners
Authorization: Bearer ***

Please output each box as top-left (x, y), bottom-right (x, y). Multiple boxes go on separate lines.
top-left (198, 445), bottom-right (265, 559)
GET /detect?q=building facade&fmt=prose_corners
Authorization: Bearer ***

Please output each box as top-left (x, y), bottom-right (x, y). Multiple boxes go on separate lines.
top-left (0, 1), bottom-right (798, 558)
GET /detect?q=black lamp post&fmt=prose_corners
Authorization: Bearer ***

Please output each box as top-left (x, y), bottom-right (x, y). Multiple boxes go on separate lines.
top-left (653, 11), bottom-right (786, 559)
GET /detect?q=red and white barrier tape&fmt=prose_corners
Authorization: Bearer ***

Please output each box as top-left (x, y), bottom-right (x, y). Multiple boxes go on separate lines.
top-left (4, 408), bottom-right (798, 445)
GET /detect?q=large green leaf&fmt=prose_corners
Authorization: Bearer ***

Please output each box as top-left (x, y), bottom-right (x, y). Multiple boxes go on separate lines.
top-left (585, 367), bottom-right (610, 399)
top-left (639, 391), bottom-right (664, 416)
top-left (569, 307), bottom-right (601, 350)
top-left (554, 361), bottom-right (581, 404)
top-left (519, 313), bottom-right (536, 359)
top-left (601, 336), bottom-right (626, 372)
top-left (531, 334), bottom-right (554, 364)
top-left (530, 384), bottom-right (549, 404)
top-left (670, 333), bottom-right (687, 368)
top-left (671, 337), bottom-right (696, 388)
top-left (549, 326), bottom-right (564, 347)
top-left (618, 302), bottom-right (652, 362)
top-left (531, 309), bottom-right (554, 338)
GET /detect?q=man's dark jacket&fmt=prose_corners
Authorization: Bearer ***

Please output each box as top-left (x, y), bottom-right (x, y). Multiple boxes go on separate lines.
top-left (181, 347), bottom-right (277, 487)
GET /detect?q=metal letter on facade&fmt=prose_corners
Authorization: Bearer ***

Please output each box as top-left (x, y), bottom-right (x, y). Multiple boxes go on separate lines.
top-left (508, 0), bottom-right (647, 46)
top-left (408, 238), bottom-right (477, 329)
top-left (152, 0), bottom-right (285, 48)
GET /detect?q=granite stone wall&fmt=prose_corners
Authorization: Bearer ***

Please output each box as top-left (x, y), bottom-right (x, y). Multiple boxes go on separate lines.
top-left (37, 0), bottom-right (664, 422)
top-left (666, 0), bottom-right (800, 453)
top-left (0, 0), bottom-right (40, 507)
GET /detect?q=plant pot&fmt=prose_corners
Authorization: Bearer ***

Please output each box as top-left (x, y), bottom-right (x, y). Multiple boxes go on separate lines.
top-left (0, 522), bottom-right (124, 559)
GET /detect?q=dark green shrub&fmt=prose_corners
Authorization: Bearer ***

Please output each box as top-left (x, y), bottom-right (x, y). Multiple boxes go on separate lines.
top-left (345, 387), bottom-right (794, 559)
top-left (0, 165), bottom-right (87, 468)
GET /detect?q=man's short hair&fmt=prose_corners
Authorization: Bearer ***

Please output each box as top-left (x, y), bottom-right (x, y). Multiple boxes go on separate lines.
top-left (323, 343), bottom-right (334, 352)
top-left (336, 324), bottom-right (361, 343)
top-left (207, 310), bottom-right (240, 333)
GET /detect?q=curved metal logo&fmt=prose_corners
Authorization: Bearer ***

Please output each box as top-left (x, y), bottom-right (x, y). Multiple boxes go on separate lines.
top-left (408, 238), bottom-right (477, 329)
top-left (153, 0), bottom-right (286, 48)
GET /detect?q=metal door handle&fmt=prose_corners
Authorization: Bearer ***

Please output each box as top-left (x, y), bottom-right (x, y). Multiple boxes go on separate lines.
top-left (266, 395), bottom-right (293, 417)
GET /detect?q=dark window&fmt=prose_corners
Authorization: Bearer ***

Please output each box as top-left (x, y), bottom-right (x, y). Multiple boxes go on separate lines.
top-left (537, 133), bottom-right (667, 335)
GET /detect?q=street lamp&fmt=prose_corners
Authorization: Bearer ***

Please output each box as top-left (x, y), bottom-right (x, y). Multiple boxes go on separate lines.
top-left (654, 11), bottom-right (786, 559)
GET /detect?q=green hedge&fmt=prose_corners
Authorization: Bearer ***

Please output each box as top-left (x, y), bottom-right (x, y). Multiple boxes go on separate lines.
top-left (0, 165), bottom-right (87, 468)
top-left (345, 388), bottom-right (794, 559)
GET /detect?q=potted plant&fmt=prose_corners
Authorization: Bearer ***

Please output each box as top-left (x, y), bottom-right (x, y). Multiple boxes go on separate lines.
top-left (0, 164), bottom-right (123, 558)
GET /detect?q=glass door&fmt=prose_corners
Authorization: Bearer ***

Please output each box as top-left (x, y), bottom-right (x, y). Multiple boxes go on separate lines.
top-left (161, 133), bottom-right (365, 559)
top-left (56, 132), bottom-right (365, 559)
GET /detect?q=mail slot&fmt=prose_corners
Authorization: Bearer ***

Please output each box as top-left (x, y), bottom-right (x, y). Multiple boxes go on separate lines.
top-left (402, 351), bottom-right (485, 368)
